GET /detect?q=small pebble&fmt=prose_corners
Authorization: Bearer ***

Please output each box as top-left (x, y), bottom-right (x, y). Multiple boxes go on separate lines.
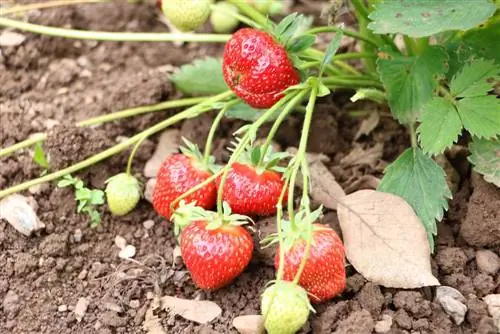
top-left (58, 304), bottom-right (68, 312)
top-left (118, 245), bottom-right (136, 259)
top-left (476, 250), bottom-right (500, 275)
top-left (74, 229), bottom-right (83, 243)
top-left (74, 297), bottom-right (90, 322)
top-left (129, 300), bottom-right (140, 309)
top-left (143, 220), bottom-right (155, 230)
top-left (374, 314), bottom-right (393, 333)
top-left (78, 269), bottom-right (88, 280)
top-left (146, 291), bottom-right (154, 300)
top-left (114, 235), bottom-right (127, 249)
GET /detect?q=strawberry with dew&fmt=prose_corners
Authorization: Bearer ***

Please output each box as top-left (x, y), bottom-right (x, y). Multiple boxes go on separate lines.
top-left (268, 207), bottom-right (346, 303)
top-left (222, 28), bottom-right (300, 108)
top-left (152, 139), bottom-right (217, 220)
top-left (161, 0), bottom-right (212, 32)
top-left (172, 202), bottom-right (254, 290)
top-left (261, 280), bottom-right (312, 334)
top-left (217, 144), bottom-right (288, 216)
top-left (105, 173), bottom-right (141, 216)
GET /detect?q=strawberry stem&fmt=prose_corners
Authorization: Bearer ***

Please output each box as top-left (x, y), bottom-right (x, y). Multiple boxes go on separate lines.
top-left (227, 0), bottom-right (271, 30)
top-left (0, 17), bottom-right (231, 43)
top-left (0, 91), bottom-right (233, 199)
top-left (305, 26), bottom-right (380, 48)
top-left (125, 135), bottom-right (147, 176)
top-left (0, 96), bottom-right (209, 159)
top-left (0, 0), bottom-right (109, 16)
top-left (202, 100), bottom-right (238, 165)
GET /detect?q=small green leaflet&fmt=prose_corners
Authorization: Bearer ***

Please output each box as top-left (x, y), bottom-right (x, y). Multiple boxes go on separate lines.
top-left (377, 46), bottom-right (448, 123)
top-left (462, 20), bottom-right (500, 65)
top-left (171, 57), bottom-right (228, 95)
top-left (450, 59), bottom-right (499, 98)
top-left (417, 97), bottom-right (462, 155)
top-left (274, 13), bottom-right (314, 50)
top-left (319, 30), bottom-right (343, 77)
top-left (368, 0), bottom-right (496, 37)
top-left (378, 148), bottom-right (452, 251)
top-left (468, 137), bottom-right (500, 187)
top-left (33, 142), bottom-right (49, 169)
top-left (225, 101), bottom-right (280, 122)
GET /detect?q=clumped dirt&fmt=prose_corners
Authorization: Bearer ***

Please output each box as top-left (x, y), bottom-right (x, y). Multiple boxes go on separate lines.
top-left (1, 2), bottom-right (499, 334)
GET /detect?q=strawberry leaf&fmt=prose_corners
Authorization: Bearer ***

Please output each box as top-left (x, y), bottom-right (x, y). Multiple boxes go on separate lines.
top-left (450, 59), bottom-right (499, 98)
top-left (456, 95), bottom-right (500, 139)
top-left (378, 148), bottom-right (452, 251)
top-left (33, 142), bottom-right (49, 169)
top-left (225, 101), bottom-right (280, 122)
top-left (468, 137), bottom-right (500, 187)
top-left (319, 30), bottom-right (343, 77)
top-left (368, 0), bottom-right (495, 37)
top-left (171, 57), bottom-right (228, 95)
top-left (417, 97), bottom-right (462, 156)
top-left (377, 46), bottom-right (448, 123)
top-left (287, 34), bottom-right (316, 53)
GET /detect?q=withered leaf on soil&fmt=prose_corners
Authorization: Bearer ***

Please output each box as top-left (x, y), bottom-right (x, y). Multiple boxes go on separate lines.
top-left (295, 158), bottom-right (345, 210)
top-left (337, 190), bottom-right (440, 288)
top-left (0, 194), bottom-right (45, 236)
top-left (159, 295), bottom-right (221, 324)
top-left (354, 111), bottom-right (380, 140)
top-left (144, 129), bottom-right (180, 178)
top-left (340, 143), bottom-right (384, 168)
top-left (143, 298), bottom-right (166, 334)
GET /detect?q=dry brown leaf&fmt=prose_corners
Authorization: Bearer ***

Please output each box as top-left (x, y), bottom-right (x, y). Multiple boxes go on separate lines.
top-left (354, 112), bottom-right (380, 140)
top-left (159, 296), bottom-right (221, 324)
top-left (337, 190), bottom-right (440, 288)
top-left (0, 194), bottom-right (45, 236)
top-left (0, 31), bottom-right (26, 47)
top-left (144, 129), bottom-right (180, 178)
top-left (344, 175), bottom-right (381, 194)
top-left (297, 160), bottom-right (345, 210)
top-left (340, 143), bottom-right (384, 168)
top-left (143, 298), bottom-right (166, 334)
top-left (286, 147), bottom-right (330, 164)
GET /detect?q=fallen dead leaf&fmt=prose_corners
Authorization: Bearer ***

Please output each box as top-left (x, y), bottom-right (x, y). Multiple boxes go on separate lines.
top-left (286, 147), bottom-right (330, 164)
top-left (144, 178), bottom-right (157, 203)
top-left (233, 314), bottom-right (265, 334)
top-left (0, 194), bottom-right (45, 236)
top-left (340, 143), bottom-right (384, 168)
top-left (354, 111), bottom-right (380, 140)
top-left (144, 129), bottom-right (180, 178)
top-left (159, 296), bottom-right (221, 324)
top-left (143, 298), bottom-right (166, 334)
top-left (74, 297), bottom-right (90, 323)
top-left (337, 190), bottom-right (440, 288)
top-left (0, 31), bottom-right (26, 47)
top-left (296, 159), bottom-right (345, 210)
top-left (344, 175), bottom-right (381, 194)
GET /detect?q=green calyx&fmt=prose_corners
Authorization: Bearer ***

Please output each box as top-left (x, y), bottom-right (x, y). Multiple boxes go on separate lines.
top-left (179, 137), bottom-right (220, 174)
top-left (271, 13), bottom-right (316, 54)
top-left (262, 206), bottom-right (323, 251)
top-left (235, 142), bottom-right (290, 175)
top-left (171, 201), bottom-right (252, 236)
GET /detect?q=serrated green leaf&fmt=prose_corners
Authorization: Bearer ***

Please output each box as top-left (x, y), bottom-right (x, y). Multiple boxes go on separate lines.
top-left (462, 19), bottom-right (500, 65)
top-left (225, 101), bottom-right (279, 122)
top-left (456, 95), bottom-right (500, 139)
top-left (33, 142), bottom-right (49, 169)
top-left (171, 57), bottom-right (228, 95)
top-left (417, 97), bottom-right (462, 155)
top-left (319, 31), bottom-right (343, 77)
top-left (468, 137), bottom-right (500, 187)
top-left (450, 59), bottom-right (499, 98)
top-left (57, 178), bottom-right (75, 188)
top-left (75, 188), bottom-right (92, 201)
top-left (90, 189), bottom-right (105, 205)
top-left (287, 34), bottom-right (316, 53)
top-left (368, 0), bottom-right (496, 37)
top-left (378, 148), bottom-right (452, 250)
top-left (377, 46), bottom-right (448, 123)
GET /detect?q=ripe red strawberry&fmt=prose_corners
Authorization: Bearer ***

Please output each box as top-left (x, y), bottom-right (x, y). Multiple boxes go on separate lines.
top-left (222, 28), bottom-right (300, 109)
top-left (275, 218), bottom-right (346, 303)
top-left (217, 145), bottom-right (288, 216)
top-left (177, 206), bottom-right (254, 290)
top-left (152, 140), bottom-right (217, 220)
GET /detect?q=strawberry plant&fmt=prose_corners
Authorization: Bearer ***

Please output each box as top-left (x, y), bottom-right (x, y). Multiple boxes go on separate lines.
top-left (0, 0), bottom-right (499, 332)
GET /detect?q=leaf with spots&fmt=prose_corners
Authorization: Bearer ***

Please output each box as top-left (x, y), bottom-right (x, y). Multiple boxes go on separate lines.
top-left (468, 137), bottom-right (500, 187)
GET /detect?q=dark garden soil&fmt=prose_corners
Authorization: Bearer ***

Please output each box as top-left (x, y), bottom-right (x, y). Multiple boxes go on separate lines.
top-left (1, 2), bottom-right (499, 334)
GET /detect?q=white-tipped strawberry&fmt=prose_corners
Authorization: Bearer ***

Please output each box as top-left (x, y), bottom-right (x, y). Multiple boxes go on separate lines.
top-left (105, 173), bottom-right (141, 216)
top-left (161, 0), bottom-right (213, 32)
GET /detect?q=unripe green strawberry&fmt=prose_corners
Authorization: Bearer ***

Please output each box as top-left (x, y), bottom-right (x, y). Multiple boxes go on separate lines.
top-left (261, 281), bottom-right (312, 334)
top-left (105, 173), bottom-right (141, 216)
top-left (210, 2), bottom-right (239, 34)
top-left (162, 0), bottom-right (212, 32)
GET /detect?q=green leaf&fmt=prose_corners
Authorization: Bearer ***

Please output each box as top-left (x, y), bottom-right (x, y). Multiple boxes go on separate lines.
top-left (287, 34), bottom-right (316, 53)
top-left (450, 59), bottom-right (499, 98)
top-left (225, 101), bottom-right (279, 122)
top-left (317, 82), bottom-right (331, 97)
top-left (274, 13), bottom-right (297, 38)
top-left (319, 31), bottom-right (343, 77)
top-left (350, 88), bottom-right (386, 104)
top-left (33, 142), bottom-right (49, 169)
top-left (462, 19), bottom-right (500, 65)
top-left (417, 97), bottom-right (462, 155)
top-left (456, 95), bottom-right (500, 138)
top-left (378, 148), bottom-right (452, 250)
top-left (77, 200), bottom-right (87, 213)
top-left (171, 57), bottom-right (228, 95)
top-left (57, 177), bottom-right (75, 188)
top-left (75, 188), bottom-right (92, 201)
top-left (468, 137), bottom-right (500, 187)
top-left (368, 0), bottom-right (496, 37)
top-left (377, 46), bottom-right (448, 123)
top-left (87, 209), bottom-right (102, 228)
top-left (90, 189), bottom-right (105, 205)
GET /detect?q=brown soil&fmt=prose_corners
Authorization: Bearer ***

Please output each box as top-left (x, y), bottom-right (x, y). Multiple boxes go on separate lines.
top-left (1, 2), bottom-right (499, 334)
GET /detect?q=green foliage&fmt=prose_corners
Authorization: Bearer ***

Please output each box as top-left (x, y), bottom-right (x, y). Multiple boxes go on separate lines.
top-left (468, 137), bottom-right (500, 187)
top-left (461, 20), bottom-right (500, 65)
top-left (319, 30), bottom-right (343, 77)
top-left (225, 101), bottom-right (279, 122)
top-left (450, 59), bottom-right (499, 97)
top-left (368, 0), bottom-right (496, 37)
top-left (377, 46), bottom-right (448, 123)
top-left (273, 13), bottom-right (314, 51)
top-left (378, 148), bottom-right (452, 250)
top-left (57, 174), bottom-right (104, 227)
top-left (33, 142), bottom-right (49, 169)
top-left (417, 98), bottom-right (462, 155)
top-left (171, 57), bottom-right (228, 95)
